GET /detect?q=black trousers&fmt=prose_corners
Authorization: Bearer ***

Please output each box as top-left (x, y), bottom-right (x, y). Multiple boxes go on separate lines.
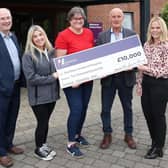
top-left (141, 75), bottom-right (168, 148)
top-left (31, 102), bottom-right (56, 148)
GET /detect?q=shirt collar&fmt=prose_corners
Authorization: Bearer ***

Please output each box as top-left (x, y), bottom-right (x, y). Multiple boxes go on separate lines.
top-left (111, 27), bottom-right (123, 33)
top-left (0, 31), bottom-right (12, 38)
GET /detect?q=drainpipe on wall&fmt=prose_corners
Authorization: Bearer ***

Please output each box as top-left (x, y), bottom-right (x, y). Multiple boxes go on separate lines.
top-left (140, 0), bottom-right (150, 44)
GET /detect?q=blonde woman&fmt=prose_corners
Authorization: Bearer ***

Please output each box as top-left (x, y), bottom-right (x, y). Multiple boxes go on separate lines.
top-left (22, 25), bottom-right (59, 161)
top-left (137, 16), bottom-right (168, 159)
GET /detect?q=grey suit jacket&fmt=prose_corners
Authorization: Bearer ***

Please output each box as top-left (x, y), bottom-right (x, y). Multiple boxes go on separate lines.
top-left (22, 49), bottom-right (60, 106)
top-left (96, 27), bottom-right (137, 87)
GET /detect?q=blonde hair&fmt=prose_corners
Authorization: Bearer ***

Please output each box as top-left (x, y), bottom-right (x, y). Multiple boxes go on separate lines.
top-left (147, 16), bottom-right (168, 44)
top-left (24, 25), bottom-right (53, 61)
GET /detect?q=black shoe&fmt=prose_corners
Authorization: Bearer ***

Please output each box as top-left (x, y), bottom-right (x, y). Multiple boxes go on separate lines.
top-left (146, 145), bottom-right (155, 156)
top-left (76, 136), bottom-right (89, 146)
top-left (34, 147), bottom-right (53, 161)
top-left (144, 147), bottom-right (163, 159)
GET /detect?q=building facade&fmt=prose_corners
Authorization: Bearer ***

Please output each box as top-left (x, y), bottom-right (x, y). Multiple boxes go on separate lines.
top-left (87, 0), bottom-right (168, 36)
top-left (0, 0), bottom-right (167, 47)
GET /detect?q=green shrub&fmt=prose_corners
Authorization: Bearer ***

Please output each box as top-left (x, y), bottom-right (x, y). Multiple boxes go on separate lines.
top-left (161, 3), bottom-right (168, 28)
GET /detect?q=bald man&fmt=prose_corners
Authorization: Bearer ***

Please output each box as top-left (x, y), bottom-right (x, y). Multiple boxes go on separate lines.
top-left (0, 8), bottom-right (24, 167)
top-left (97, 8), bottom-right (137, 150)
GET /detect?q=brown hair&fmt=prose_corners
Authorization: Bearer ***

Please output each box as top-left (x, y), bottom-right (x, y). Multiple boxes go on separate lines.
top-left (67, 6), bottom-right (86, 21)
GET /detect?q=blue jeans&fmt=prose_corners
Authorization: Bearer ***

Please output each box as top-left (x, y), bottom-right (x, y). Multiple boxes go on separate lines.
top-left (101, 75), bottom-right (133, 135)
top-left (63, 82), bottom-right (93, 142)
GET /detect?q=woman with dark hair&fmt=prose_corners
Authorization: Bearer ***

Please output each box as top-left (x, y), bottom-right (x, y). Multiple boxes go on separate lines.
top-left (55, 6), bottom-right (94, 158)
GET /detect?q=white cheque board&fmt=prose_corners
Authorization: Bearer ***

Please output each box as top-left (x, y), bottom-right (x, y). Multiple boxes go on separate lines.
top-left (53, 35), bottom-right (147, 88)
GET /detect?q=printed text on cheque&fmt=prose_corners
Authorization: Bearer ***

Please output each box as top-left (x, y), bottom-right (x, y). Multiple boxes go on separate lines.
top-left (53, 35), bottom-right (147, 88)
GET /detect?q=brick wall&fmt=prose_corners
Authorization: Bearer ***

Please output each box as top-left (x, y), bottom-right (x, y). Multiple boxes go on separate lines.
top-left (150, 0), bottom-right (168, 16)
top-left (87, 2), bottom-right (140, 35)
top-left (86, 0), bottom-right (168, 36)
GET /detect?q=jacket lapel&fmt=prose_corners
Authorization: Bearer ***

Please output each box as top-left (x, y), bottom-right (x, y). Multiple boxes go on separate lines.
top-left (122, 28), bottom-right (127, 38)
top-left (0, 34), bottom-right (11, 58)
top-left (11, 34), bottom-right (21, 56)
top-left (105, 29), bottom-right (111, 43)
top-left (0, 33), bottom-right (21, 63)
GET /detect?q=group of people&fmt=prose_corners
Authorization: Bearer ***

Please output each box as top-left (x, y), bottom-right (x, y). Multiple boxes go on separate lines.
top-left (0, 5), bottom-right (167, 167)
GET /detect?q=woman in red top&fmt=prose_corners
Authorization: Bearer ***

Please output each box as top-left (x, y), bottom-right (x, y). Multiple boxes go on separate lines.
top-left (55, 7), bottom-right (94, 158)
top-left (136, 16), bottom-right (168, 159)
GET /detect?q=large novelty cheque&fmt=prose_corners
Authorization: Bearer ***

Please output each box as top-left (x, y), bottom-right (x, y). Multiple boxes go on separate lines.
top-left (53, 35), bottom-right (147, 88)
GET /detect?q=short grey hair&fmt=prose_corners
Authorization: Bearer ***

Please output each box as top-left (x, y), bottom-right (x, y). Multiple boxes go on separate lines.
top-left (67, 6), bottom-right (86, 21)
top-left (0, 8), bottom-right (12, 17)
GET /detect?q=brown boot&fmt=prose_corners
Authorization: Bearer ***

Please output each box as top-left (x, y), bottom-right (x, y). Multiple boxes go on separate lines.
top-left (8, 146), bottom-right (24, 155)
top-left (99, 133), bottom-right (112, 149)
top-left (124, 134), bottom-right (136, 149)
top-left (0, 156), bottom-right (13, 167)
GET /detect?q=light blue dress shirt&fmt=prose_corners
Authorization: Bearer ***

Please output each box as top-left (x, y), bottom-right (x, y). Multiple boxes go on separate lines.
top-left (110, 28), bottom-right (123, 43)
top-left (0, 32), bottom-right (21, 80)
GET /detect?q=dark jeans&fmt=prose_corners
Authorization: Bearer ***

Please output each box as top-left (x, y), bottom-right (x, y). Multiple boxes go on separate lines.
top-left (141, 75), bottom-right (168, 148)
top-left (0, 82), bottom-right (20, 156)
top-left (63, 82), bottom-right (93, 142)
top-left (101, 75), bottom-right (133, 135)
top-left (32, 102), bottom-right (56, 148)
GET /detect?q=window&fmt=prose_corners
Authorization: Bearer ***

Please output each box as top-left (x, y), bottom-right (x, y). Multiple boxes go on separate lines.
top-left (123, 12), bottom-right (134, 30)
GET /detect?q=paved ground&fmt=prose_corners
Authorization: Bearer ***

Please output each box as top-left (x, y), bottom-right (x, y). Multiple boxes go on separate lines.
top-left (1, 80), bottom-right (168, 168)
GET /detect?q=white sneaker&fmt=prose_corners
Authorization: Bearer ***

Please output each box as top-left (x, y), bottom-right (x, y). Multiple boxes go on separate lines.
top-left (42, 144), bottom-right (56, 157)
top-left (34, 147), bottom-right (53, 161)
